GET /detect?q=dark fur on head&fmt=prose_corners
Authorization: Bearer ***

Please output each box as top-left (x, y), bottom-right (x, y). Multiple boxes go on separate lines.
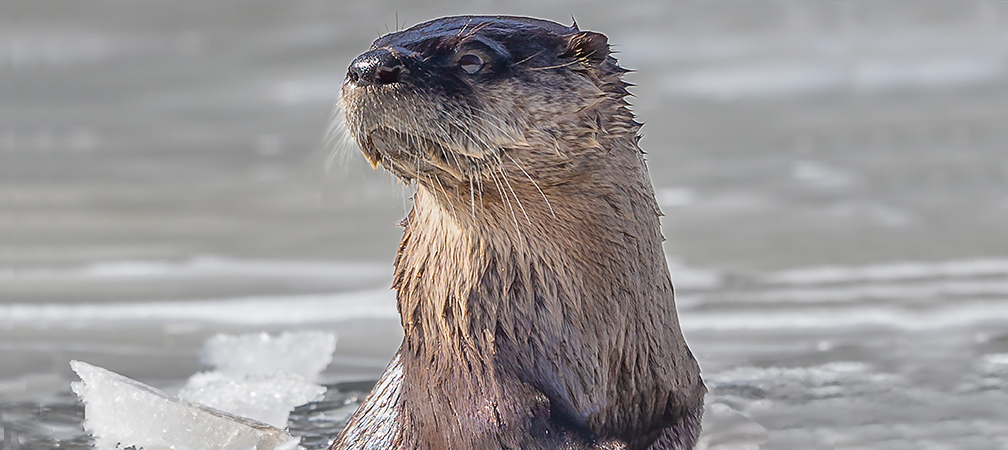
top-left (334, 15), bottom-right (705, 450)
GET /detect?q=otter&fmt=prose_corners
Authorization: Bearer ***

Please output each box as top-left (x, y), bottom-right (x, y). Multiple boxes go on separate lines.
top-left (329, 15), bottom-right (705, 450)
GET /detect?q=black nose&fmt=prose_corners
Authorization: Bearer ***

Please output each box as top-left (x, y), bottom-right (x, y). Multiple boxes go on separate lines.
top-left (348, 48), bottom-right (405, 86)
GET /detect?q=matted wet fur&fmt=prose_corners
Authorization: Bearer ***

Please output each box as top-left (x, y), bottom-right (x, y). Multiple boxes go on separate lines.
top-left (330, 15), bottom-right (705, 450)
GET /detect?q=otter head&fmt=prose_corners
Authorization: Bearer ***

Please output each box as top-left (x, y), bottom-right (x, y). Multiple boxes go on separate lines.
top-left (339, 15), bottom-right (634, 218)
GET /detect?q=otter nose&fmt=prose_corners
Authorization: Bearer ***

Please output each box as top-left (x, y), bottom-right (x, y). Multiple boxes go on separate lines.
top-left (348, 48), bottom-right (405, 86)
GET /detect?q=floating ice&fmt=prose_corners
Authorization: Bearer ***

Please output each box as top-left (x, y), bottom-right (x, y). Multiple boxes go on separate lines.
top-left (177, 331), bottom-right (335, 427)
top-left (70, 360), bottom-right (300, 450)
top-left (200, 331), bottom-right (337, 381)
top-left (71, 331), bottom-right (337, 446)
top-left (179, 371), bottom-right (325, 429)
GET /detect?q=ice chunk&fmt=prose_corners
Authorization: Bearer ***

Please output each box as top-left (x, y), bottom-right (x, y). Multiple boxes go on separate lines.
top-left (179, 370), bottom-right (325, 428)
top-left (70, 331), bottom-right (337, 446)
top-left (174, 331), bottom-right (334, 428)
top-left (70, 360), bottom-right (299, 450)
top-left (200, 331), bottom-right (337, 381)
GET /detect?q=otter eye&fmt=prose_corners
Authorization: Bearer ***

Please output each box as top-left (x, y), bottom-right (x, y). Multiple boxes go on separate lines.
top-left (458, 53), bottom-right (484, 75)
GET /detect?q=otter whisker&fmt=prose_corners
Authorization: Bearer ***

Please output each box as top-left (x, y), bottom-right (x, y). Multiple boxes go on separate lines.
top-left (468, 175), bottom-right (476, 222)
top-left (503, 151), bottom-right (555, 219)
top-left (447, 149), bottom-right (467, 181)
top-left (411, 135), bottom-right (424, 179)
top-left (461, 20), bottom-right (494, 40)
top-left (457, 18), bottom-right (472, 38)
top-left (444, 108), bottom-right (494, 156)
top-left (487, 168), bottom-right (521, 236)
top-left (497, 162), bottom-right (532, 227)
top-left (429, 119), bottom-right (470, 179)
top-left (511, 50), bottom-right (543, 67)
top-left (325, 103), bottom-right (361, 174)
top-left (474, 167), bottom-right (485, 212)
top-left (458, 104), bottom-right (526, 151)
top-left (430, 172), bottom-right (460, 224)
top-left (438, 107), bottom-right (524, 224)
top-left (402, 183), bottom-right (410, 217)
top-left (523, 59), bottom-right (582, 72)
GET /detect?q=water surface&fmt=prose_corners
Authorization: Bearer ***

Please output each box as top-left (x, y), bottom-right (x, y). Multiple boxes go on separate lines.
top-left (3, 1), bottom-right (1008, 448)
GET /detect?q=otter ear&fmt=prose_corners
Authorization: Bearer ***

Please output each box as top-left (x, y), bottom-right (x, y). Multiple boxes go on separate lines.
top-left (560, 31), bottom-right (609, 66)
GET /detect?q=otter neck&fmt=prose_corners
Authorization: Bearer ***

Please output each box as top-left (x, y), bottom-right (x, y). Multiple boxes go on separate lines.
top-left (391, 132), bottom-right (697, 443)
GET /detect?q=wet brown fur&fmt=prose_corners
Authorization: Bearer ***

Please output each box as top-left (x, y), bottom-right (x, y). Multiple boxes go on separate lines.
top-left (332, 15), bottom-right (705, 450)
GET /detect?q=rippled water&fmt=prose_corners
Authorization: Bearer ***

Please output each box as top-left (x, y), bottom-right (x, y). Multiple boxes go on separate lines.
top-left (6, 259), bottom-right (1008, 448)
top-left (3, 0), bottom-right (1008, 449)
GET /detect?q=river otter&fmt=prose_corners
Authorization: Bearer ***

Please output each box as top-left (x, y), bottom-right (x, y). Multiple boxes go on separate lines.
top-left (330, 15), bottom-right (705, 450)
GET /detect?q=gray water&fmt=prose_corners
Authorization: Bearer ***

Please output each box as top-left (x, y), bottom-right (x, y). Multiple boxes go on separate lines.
top-left (3, 1), bottom-right (1008, 449)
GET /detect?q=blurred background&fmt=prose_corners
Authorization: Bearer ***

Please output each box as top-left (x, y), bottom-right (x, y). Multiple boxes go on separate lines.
top-left (3, 0), bottom-right (1008, 448)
